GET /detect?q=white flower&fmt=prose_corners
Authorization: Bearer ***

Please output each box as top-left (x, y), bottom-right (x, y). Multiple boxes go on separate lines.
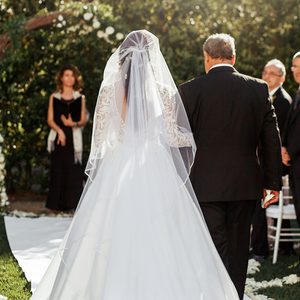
top-left (56, 23), bottom-right (62, 28)
top-left (97, 30), bottom-right (106, 39)
top-left (82, 25), bottom-right (93, 33)
top-left (57, 14), bottom-right (64, 22)
top-left (9, 210), bottom-right (38, 218)
top-left (1, 193), bottom-right (8, 201)
top-left (105, 26), bottom-right (115, 35)
top-left (0, 154), bottom-right (4, 163)
top-left (0, 135), bottom-right (3, 143)
top-left (67, 25), bottom-right (80, 33)
top-left (251, 295), bottom-right (270, 300)
top-left (282, 274), bottom-right (300, 285)
top-left (7, 8), bottom-right (13, 15)
top-left (247, 259), bottom-right (261, 275)
top-left (83, 12), bottom-right (93, 21)
top-left (0, 294), bottom-right (8, 300)
top-left (116, 32), bottom-right (124, 40)
top-left (92, 20), bottom-right (101, 29)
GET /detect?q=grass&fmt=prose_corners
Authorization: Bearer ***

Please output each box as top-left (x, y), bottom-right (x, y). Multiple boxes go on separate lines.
top-left (0, 216), bottom-right (32, 300)
top-left (0, 214), bottom-right (300, 299)
top-left (250, 254), bottom-right (300, 299)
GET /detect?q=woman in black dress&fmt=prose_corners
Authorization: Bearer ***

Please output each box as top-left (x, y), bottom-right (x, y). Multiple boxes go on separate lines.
top-left (46, 65), bottom-right (87, 211)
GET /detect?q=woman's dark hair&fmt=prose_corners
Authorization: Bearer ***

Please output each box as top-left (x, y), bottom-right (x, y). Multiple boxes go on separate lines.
top-left (119, 32), bottom-right (151, 98)
top-left (56, 64), bottom-right (83, 92)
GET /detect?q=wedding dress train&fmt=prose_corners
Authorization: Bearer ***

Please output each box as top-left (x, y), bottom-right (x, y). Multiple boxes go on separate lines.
top-left (31, 30), bottom-right (239, 300)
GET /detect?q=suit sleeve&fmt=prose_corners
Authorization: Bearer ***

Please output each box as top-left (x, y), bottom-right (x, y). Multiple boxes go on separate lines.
top-left (178, 84), bottom-right (193, 131)
top-left (260, 84), bottom-right (282, 190)
top-left (281, 106), bottom-right (292, 147)
top-left (275, 99), bottom-right (291, 137)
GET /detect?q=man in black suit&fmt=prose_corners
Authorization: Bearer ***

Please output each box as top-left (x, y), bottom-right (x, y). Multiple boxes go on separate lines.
top-left (179, 34), bottom-right (282, 299)
top-left (251, 59), bottom-right (292, 260)
top-left (282, 51), bottom-right (300, 227)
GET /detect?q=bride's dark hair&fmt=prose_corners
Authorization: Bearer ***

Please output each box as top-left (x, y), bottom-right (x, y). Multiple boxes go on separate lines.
top-left (119, 31), bottom-right (152, 98)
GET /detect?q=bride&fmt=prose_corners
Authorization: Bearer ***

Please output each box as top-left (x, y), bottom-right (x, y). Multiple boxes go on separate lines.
top-left (31, 30), bottom-right (239, 300)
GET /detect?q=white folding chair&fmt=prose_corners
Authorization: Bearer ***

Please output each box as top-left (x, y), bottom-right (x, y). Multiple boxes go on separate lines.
top-left (266, 186), bottom-right (300, 263)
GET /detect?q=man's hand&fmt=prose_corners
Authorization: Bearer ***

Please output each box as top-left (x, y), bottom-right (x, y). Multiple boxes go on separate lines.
top-left (281, 147), bottom-right (291, 166)
top-left (261, 189), bottom-right (279, 208)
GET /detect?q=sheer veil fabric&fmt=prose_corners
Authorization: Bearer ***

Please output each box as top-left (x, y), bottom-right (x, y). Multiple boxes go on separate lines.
top-left (31, 30), bottom-right (239, 299)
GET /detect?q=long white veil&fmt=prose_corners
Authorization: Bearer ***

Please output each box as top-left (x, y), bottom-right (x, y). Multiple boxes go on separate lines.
top-left (83, 29), bottom-right (197, 207)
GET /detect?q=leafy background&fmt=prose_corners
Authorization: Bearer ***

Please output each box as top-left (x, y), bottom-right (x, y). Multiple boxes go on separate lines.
top-left (1, 0), bottom-right (300, 194)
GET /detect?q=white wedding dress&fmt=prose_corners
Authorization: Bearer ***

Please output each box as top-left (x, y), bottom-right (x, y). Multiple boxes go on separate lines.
top-left (31, 30), bottom-right (239, 300)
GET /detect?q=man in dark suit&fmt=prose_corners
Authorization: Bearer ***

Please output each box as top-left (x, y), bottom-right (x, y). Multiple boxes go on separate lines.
top-left (282, 51), bottom-right (300, 227)
top-left (179, 34), bottom-right (282, 299)
top-left (251, 59), bottom-right (292, 260)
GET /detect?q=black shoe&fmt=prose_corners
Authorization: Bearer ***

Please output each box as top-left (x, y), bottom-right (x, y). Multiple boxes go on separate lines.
top-left (249, 253), bottom-right (267, 263)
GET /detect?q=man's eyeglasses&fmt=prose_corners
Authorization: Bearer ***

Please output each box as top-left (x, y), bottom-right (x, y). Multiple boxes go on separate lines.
top-left (262, 71), bottom-right (282, 77)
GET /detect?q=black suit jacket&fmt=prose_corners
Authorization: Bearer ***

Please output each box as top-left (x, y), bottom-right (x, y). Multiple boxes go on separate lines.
top-left (272, 87), bottom-right (291, 136)
top-left (179, 66), bottom-right (282, 202)
top-left (282, 90), bottom-right (300, 161)
top-left (272, 87), bottom-right (291, 176)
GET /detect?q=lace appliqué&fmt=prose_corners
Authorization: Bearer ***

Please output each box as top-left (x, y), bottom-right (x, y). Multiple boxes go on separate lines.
top-left (94, 86), bottom-right (124, 152)
top-left (94, 86), bottom-right (113, 150)
top-left (159, 86), bottom-right (194, 147)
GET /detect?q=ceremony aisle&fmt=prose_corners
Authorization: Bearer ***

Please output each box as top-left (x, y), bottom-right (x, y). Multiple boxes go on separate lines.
top-left (2, 215), bottom-right (299, 299)
top-left (3, 215), bottom-right (253, 299)
top-left (4, 216), bottom-right (71, 292)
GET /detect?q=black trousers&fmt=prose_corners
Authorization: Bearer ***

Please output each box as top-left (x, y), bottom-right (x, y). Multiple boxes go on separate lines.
top-left (251, 200), bottom-right (293, 256)
top-left (290, 171), bottom-right (300, 227)
top-left (251, 200), bottom-right (269, 256)
top-left (200, 200), bottom-right (256, 300)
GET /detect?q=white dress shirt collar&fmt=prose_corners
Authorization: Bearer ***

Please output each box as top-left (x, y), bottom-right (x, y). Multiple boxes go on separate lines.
top-left (209, 63), bottom-right (234, 71)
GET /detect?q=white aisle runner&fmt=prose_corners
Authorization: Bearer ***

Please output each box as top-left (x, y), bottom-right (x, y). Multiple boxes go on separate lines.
top-left (4, 216), bottom-right (250, 299)
top-left (4, 216), bottom-right (71, 292)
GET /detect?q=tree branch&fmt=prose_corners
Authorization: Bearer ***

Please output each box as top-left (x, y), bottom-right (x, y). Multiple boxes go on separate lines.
top-left (0, 11), bottom-right (65, 58)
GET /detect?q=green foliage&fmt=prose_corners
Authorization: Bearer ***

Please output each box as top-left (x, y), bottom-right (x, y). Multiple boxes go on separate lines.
top-left (0, 0), bottom-right (124, 192)
top-left (1, 0), bottom-right (300, 193)
top-left (106, 0), bottom-right (300, 86)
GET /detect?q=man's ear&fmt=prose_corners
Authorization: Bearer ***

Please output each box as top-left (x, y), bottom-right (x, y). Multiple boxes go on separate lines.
top-left (204, 51), bottom-right (209, 63)
top-left (203, 51), bottom-right (211, 74)
top-left (231, 55), bottom-right (236, 66)
top-left (280, 76), bottom-right (286, 85)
